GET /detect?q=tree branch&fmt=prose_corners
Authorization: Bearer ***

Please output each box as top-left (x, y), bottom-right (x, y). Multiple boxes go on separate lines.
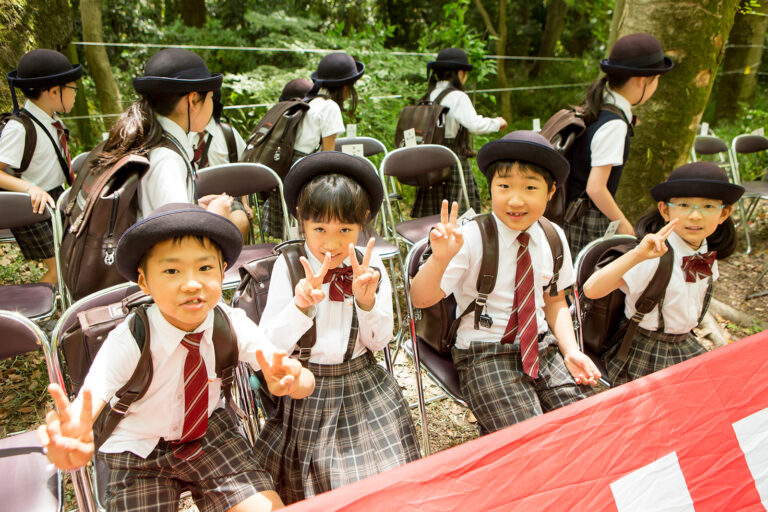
top-left (474, 0), bottom-right (499, 37)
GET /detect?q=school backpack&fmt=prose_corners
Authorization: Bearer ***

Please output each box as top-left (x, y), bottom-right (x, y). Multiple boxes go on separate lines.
top-left (0, 111), bottom-right (36, 174)
top-left (196, 120), bottom-right (239, 168)
top-left (241, 99), bottom-right (311, 180)
top-left (414, 214), bottom-right (564, 355)
top-left (58, 291), bottom-right (239, 449)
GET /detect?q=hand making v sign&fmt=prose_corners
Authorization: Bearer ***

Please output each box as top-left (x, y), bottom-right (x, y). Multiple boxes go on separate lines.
top-left (349, 237), bottom-right (380, 311)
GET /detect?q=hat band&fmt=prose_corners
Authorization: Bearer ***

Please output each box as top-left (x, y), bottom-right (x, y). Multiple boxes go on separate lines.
top-left (164, 66), bottom-right (212, 80)
top-left (613, 49), bottom-right (665, 68)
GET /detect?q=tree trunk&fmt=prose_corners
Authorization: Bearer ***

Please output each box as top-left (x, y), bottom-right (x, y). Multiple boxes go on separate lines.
top-left (81, 0), bottom-right (122, 131)
top-left (474, 0), bottom-right (511, 122)
top-left (66, 45), bottom-right (95, 148)
top-left (713, 3), bottom-right (768, 124)
top-left (181, 0), bottom-right (206, 28)
top-left (611, 0), bottom-right (741, 222)
top-left (532, 0), bottom-right (568, 76)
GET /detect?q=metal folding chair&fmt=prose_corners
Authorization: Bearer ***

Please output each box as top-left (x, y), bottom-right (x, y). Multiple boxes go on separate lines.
top-left (71, 151), bottom-right (90, 178)
top-left (0, 310), bottom-right (63, 512)
top-left (334, 136), bottom-right (388, 157)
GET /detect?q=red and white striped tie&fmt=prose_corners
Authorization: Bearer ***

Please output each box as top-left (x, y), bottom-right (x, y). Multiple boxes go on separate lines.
top-left (51, 120), bottom-right (73, 184)
top-left (172, 331), bottom-right (208, 461)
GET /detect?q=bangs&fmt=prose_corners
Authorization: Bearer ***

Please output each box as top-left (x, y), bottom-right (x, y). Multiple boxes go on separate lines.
top-left (297, 173), bottom-right (370, 225)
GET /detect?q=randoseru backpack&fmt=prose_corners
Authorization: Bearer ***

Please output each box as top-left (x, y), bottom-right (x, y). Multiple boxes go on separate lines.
top-left (413, 214), bottom-right (564, 355)
top-left (0, 111), bottom-right (36, 174)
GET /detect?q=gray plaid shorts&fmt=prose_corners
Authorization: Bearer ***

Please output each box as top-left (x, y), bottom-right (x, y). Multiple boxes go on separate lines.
top-left (563, 205), bottom-right (611, 260)
top-left (10, 186), bottom-right (63, 260)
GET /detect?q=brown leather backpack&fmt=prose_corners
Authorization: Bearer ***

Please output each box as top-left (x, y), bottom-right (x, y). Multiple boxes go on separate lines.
top-left (0, 111), bottom-right (36, 175)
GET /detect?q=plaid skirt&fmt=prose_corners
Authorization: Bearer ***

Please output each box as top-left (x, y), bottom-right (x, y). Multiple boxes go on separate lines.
top-left (260, 151), bottom-right (308, 239)
top-left (452, 335), bottom-right (586, 435)
top-left (563, 205), bottom-right (611, 261)
top-left (253, 354), bottom-right (420, 505)
top-left (10, 186), bottom-right (63, 260)
top-left (411, 153), bottom-right (481, 218)
top-left (602, 329), bottom-right (708, 386)
top-left (98, 408), bottom-right (274, 512)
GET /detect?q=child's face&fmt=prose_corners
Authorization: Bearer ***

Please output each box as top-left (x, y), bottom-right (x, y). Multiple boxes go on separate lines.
top-left (634, 75), bottom-right (659, 106)
top-left (302, 218), bottom-right (361, 268)
top-left (45, 82), bottom-right (77, 114)
top-left (659, 197), bottom-right (732, 250)
top-left (188, 91), bottom-right (213, 133)
top-left (490, 164), bottom-right (555, 232)
top-left (137, 236), bottom-right (225, 332)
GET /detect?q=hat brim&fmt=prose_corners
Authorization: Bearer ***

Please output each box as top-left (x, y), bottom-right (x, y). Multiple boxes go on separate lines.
top-left (132, 74), bottom-right (223, 95)
top-left (600, 56), bottom-right (674, 77)
top-left (476, 139), bottom-right (570, 188)
top-left (650, 179), bottom-right (745, 204)
top-left (427, 60), bottom-right (474, 72)
top-left (7, 65), bottom-right (83, 88)
top-left (283, 151), bottom-right (383, 221)
top-left (310, 61), bottom-right (365, 88)
top-left (116, 206), bottom-right (242, 283)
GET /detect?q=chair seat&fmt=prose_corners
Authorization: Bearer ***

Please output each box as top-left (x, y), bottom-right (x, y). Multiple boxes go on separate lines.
top-left (0, 283), bottom-right (57, 320)
top-left (0, 430), bottom-right (61, 512)
top-left (358, 230), bottom-right (398, 259)
top-left (224, 243), bottom-right (277, 286)
top-left (0, 228), bottom-right (13, 242)
top-left (742, 180), bottom-right (768, 198)
top-left (406, 338), bottom-right (464, 401)
top-left (395, 215), bottom-right (440, 245)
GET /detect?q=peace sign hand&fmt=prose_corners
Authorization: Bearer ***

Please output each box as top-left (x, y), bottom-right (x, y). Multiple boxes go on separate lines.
top-left (429, 200), bottom-right (464, 265)
top-left (255, 349), bottom-right (302, 397)
top-left (37, 384), bottom-right (95, 470)
top-left (634, 219), bottom-right (679, 261)
top-left (294, 252), bottom-right (332, 312)
top-left (349, 238), bottom-right (380, 311)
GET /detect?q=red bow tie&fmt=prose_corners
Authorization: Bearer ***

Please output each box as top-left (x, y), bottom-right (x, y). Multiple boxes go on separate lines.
top-left (681, 251), bottom-right (716, 283)
top-left (323, 266), bottom-right (354, 301)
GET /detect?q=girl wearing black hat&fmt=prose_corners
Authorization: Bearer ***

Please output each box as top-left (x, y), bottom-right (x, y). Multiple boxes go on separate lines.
top-left (255, 151), bottom-right (420, 504)
top-left (564, 33), bottom-right (674, 258)
top-left (411, 47), bottom-right (507, 218)
top-left (261, 52), bottom-right (365, 239)
top-left (583, 162), bottom-right (744, 386)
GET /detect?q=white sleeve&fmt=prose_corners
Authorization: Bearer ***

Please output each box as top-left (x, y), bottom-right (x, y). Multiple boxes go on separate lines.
top-left (554, 225), bottom-right (575, 291)
top-left (81, 322), bottom-right (141, 404)
top-left (439, 224), bottom-right (475, 297)
top-left (450, 92), bottom-right (502, 135)
top-left (226, 305), bottom-right (276, 370)
top-left (355, 252), bottom-right (394, 352)
top-left (620, 258), bottom-right (660, 296)
top-left (589, 120), bottom-right (628, 167)
top-left (140, 148), bottom-right (193, 214)
top-left (234, 128), bottom-right (247, 160)
top-left (0, 119), bottom-right (27, 169)
top-left (319, 100), bottom-right (345, 139)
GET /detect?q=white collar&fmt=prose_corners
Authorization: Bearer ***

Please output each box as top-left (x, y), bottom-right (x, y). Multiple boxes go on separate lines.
top-left (668, 230), bottom-right (708, 257)
top-left (23, 100), bottom-right (58, 127)
top-left (434, 80), bottom-right (455, 92)
top-left (491, 213), bottom-right (541, 250)
top-left (156, 115), bottom-right (195, 160)
top-left (603, 85), bottom-right (634, 124)
top-left (147, 304), bottom-right (215, 361)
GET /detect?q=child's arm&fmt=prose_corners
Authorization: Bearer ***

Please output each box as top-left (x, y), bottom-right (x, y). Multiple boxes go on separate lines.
top-left (543, 291), bottom-right (600, 385)
top-left (410, 200), bottom-right (464, 308)
top-left (583, 219), bottom-right (678, 299)
top-left (256, 349), bottom-right (315, 399)
top-left (0, 165), bottom-right (55, 214)
top-left (585, 164), bottom-right (634, 236)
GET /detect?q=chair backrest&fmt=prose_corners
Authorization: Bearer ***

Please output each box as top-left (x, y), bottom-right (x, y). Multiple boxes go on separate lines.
top-left (732, 134), bottom-right (768, 155)
top-left (0, 192), bottom-right (52, 229)
top-left (693, 135), bottom-right (729, 156)
top-left (0, 310), bottom-right (47, 360)
top-left (380, 144), bottom-right (461, 180)
top-left (71, 151), bottom-right (90, 177)
top-left (335, 136), bottom-right (388, 157)
top-left (52, 282), bottom-right (142, 340)
top-left (196, 162), bottom-right (283, 197)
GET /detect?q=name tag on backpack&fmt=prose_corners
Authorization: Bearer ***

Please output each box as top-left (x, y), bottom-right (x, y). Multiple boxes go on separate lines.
top-left (341, 144), bottom-right (364, 157)
top-left (403, 128), bottom-right (417, 147)
top-left (346, 124), bottom-right (357, 138)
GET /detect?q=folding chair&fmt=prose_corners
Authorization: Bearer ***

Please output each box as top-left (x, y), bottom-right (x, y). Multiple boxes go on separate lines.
top-left (0, 310), bottom-right (63, 512)
top-left (731, 134), bottom-right (768, 255)
top-left (71, 151), bottom-right (90, 178)
top-left (334, 136), bottom-right (388, 157)
top-left (196, 163), bottom-right (290, 290)
top-left (0, 192), bottom-right (59, 324)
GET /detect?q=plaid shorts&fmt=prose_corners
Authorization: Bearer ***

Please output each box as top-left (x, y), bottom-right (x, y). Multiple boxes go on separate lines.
top-left (563, 205), bottom-right (611, 260)
top-left (452, 335), bottom-right (586, 435)
top-left (10, 186), bottom-right (63, 260)
top-left (230, 196), bottom-right (249, 216)
top-left (98, 408), bottom-right (274, 512)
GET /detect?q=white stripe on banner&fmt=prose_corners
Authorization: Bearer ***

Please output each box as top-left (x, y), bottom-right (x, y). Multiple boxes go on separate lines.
top-left (610, 452), bottom-right (695, 512)
top-left (733, 406), bottom-right (768, 509)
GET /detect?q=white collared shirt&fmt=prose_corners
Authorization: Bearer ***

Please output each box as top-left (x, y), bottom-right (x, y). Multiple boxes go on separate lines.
top-left (260, 244), bottom-right (394, 364)
top-left (429, 81), bottom-right (502, 138)
top-left (293, 96), bottom-right (345, 154)
top-left (83, 303), bottom-right (275, 457)
top-left (589, 86), bottom-right (634, 168)
top-left (190, 118), bottom-right (246, 167)
top-left (621, 231), bottom-right (718, 334)
top-left (440, 214), bottom-right (575, 349)
top-left (138, 115), bottom-right (196, 218)
top-left (0, 100), bottom-right (68, 190)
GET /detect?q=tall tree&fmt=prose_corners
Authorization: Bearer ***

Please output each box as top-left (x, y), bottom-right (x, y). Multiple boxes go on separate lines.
top-left (81, 0), bottom-right (122, 130)
top-left (181, 0), bottom-right (206, 28)
top-left (611, 0), bottom-right (741, 221)
top-left (532, 0), bottom-right (568, 76)
top-left (474, 0), bottom-right (511, 122)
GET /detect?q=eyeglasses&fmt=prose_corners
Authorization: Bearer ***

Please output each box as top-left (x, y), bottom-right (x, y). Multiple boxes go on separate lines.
top-left (665, 202), bottom-right (725, 217)
top-left (63, 85), bottom-right (78, 93)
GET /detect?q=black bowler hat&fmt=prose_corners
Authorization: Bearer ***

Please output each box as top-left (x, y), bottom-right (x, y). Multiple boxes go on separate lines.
top-left (116, 203), bottom-right (242, 283)
top-left (279, 78), bottom-right (313, 102)
top-left (600, 33), bottom-right (674, 77)
top-left (283, 151), bottom-right (383, 221)
top-left (310, 52), bottom-right (365, 89)
top-left (427, 47), bottom-right (474, 73)
top-left (477, 130), bottom-right (570, 188)
top-left (132, 49), bottom-right (223, 95)
top-left (6, 49), bottom-right (83, 112)
top-left (650, 162), bottom-right (744, 204)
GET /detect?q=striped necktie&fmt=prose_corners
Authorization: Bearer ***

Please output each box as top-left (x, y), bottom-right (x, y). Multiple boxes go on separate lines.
top-left (323, 266), bottom-right (354, 301)
top-left (193, 131), bottom-right (208, 170)
top-left (51, 120), bottom-right (73, 184)
top-left (172, 331), bottom-right (208, 461)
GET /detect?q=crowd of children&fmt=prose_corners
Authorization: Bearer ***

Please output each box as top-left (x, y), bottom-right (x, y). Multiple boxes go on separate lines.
top-left (0, 30), bottom-right (747, 512)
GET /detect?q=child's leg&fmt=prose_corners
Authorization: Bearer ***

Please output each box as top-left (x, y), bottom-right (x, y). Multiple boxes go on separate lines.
top-left (99, 452), bottom-right (184, 512)
top-left (41, 255), bottom-right (57, 283)
top-left (535, 344), bottom-right (588, 413)
top-left (10, 218), bottom-right (57, 284)
top-left (229, 197), bottom-right (251, 241)
top-left (226, 491), bottom-right (284, 511)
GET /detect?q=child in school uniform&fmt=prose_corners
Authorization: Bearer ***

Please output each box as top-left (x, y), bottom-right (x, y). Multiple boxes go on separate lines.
top-left (254, 151), bottom-right (420, 504)
top-left (411, 131), bottom-right (600, 435)
top-left (38, 203), bottom-right (315, 512)
top-left (261, 52), bottom-right (365, 239)
top-left (583, 162), bottom-right (744, 386)
top-left (564, 33), bottom-right (674, 258)
top-left (411, 47), bottom-right (507, 218)
top-left (0, 49), bottom-right (82, 284)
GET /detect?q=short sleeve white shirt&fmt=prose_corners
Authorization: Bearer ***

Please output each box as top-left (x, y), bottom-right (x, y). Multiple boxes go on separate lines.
top-left (430, 81), bottom-right (501, 138)
top-left (191, 118), bottom-right (247, 167)
top-left (293, 96), bottom-right (345, 154)
top-left (589, 87), bottom-right (633, 168)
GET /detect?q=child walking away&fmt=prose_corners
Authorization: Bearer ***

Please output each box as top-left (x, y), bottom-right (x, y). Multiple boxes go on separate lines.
top-left (410, 47), bottom-right (507, 218)
top-left (255, 151), bottom-right (420, 504)
top-left (583, 162), bottom-right (744, 386)
top-left (261, 53), bottom-right (365, 239)
top-left (563, 33), bottom-right (673, 258)
top-left (1, 49), bottom-right (82, 284)
top-left (278, 78), bottom-right (313, 102)
top-left (410, 131), bottom-right (600, 435)
top-left (39, 203), bottom-right (315, 511)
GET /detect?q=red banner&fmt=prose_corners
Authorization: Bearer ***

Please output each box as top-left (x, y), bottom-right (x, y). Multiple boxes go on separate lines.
top-left (286, 331), bottom-right (768, 512)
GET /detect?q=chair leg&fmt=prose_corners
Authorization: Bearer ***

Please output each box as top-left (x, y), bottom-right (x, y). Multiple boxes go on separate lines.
top-left (737, 198), bottom-right (753, 254)
top-left (409, 318), bottom-right (432, 457)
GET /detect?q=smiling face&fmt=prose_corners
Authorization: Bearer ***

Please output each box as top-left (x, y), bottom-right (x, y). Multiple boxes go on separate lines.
top-left (489, 162), bottom-right (556, 232)
top-left (659, 197), bottom-right (732, 250)
top-left (137, 236), bottom-right (225, 332)
top-left (301, 218), bottom-right (361, 269)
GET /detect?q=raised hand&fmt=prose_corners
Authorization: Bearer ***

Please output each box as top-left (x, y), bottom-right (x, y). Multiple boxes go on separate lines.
top-left (37, 384), bottom-right (95, 470)
top-left (256, 349), bottom-right (303, 397)
top-left (634, 219), bottom-right (679, 260)
top-left (349, 237), bottom-right (380, 311)
top-left (429, 200), bottom-right (464, 265)
top-left (563, 350), bottom-right (601, 386)
top-left (294, 252), bottom-right (331, 312)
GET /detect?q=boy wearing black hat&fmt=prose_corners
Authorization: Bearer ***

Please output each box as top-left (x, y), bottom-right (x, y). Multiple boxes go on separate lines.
top-left (0, 49), bottom-right (82, 284)
top-left (39, 204), bottom-right (315, 511)
top-left (411, 131), bottom-right (600, 434)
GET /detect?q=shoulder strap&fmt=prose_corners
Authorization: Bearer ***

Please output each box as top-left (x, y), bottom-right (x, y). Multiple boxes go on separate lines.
top-left (538, 217), bottom-right (564, 297)
top-left (433, 86), bottom-right (457, 105)
top-left (21, 109), bottom-right (71, 185)
top-left (15, 112), bottom-right (37, 173)
top-left (158, 134), bottom-right (198, 201)
top-left (219, 121), bottom-right (239, 163)
top-left (212, 304), bottom-right (244, 418)
top-left (278, 241), bottom-right (316, 362)
top-left (600, 104), bottom-right (634, 135)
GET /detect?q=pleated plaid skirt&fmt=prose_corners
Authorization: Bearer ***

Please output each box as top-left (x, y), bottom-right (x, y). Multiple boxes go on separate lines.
top-left (411, 149), bottom-right (480, 218)
top-left (253, 354), bottom-right (421, 505)
top-left (563, 205), bottom-right (611, 260)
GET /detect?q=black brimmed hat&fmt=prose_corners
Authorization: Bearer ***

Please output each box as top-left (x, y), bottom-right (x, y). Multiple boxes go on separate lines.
top-left (279, 78), bottom-right (313, 102)
top-left (476, 130), bottom-right (570, 188)
top-left (6, 49), bottom-right (83, 112)
top-left (132, 49), bottom-right (223, 95)
top-left (283, 151), bottom-right (383, 220)
top-left (427, 47), bottom-right (474, 73)
top-left (600, 33), bottom-right (674, 77)
top-left (310, 52), bottom-right (365, 89)
top-left (650, 162), bottom-right (744, 204)
top-left (116, 203), bottom-right (242, 283)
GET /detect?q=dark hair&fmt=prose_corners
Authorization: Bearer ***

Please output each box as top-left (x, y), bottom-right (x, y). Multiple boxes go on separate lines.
top-left (296, 173), bottom-right (371, 228)
top-left (212, 88), bottom-right (226, 123)
top-left (582, 75), bottom-right (631, 124)
top-left (312, 84), bottom-right (358, 117)
top-left (427, 69), bottom-right (465, 93)
top-left (635, 207), bottom-right (738, 259)
top-left (138, 235), bottom-right (224, 273)
top-left (485, 160), bottom-right (555, 191)
top-left (19, 87), bottom-right (43, 100)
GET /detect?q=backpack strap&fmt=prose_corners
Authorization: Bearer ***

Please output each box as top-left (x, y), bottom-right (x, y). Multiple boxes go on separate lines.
top-left (615, 243), bottom-right (675, 363)
top-left (212, 304), bottom-right (243, 418)
top-left (538, 217), bottom-right (564, 297)
top-left (22, 109), bottom-right (71, 185)
top-left (600, 104), bottom-right (634, 136)
top-left (197, 132), bottom-right (213, 169)
top-left (12, 112), bottom-right (37, 173)
top-left (278, 241), bottom-right (316, 362)
top-left (158, 134), bottom-right (198, 201)
top-left (219, 121), bottom-right (239, 163)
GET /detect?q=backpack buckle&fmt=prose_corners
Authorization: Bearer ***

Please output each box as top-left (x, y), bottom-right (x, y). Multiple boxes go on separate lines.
top-left (297, 347), bottom-right (312, 361)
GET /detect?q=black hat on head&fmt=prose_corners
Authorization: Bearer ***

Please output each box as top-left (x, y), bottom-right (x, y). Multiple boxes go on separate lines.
top-left (283, 151), bottom-right (383, 221)
top-left (427, 47), bottom-right (474, 73)
top-left (476, 130), bottom-right (570, 188)
top-left (650, 162), bottom-right (744, 204)
top-left (6, 49), bottom-right (83, 112)
top-left (116, 203), bottom-right (242, 283)
top-left (600, 33), bottom-right (674, 77)
top-left (310, 52), bottom-right (365, 89)
top-left (279, 78), bottom-right (313, 102)
top-left (132, 49), bottom-right (223, 95)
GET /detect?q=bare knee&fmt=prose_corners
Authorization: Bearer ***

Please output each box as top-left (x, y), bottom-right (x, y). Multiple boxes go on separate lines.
top-left (227, 490), bottom-right (284, 511)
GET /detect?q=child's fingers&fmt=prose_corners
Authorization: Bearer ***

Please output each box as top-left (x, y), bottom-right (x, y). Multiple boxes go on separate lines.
top-left (348, 243), bottom-right (359, 274)
top-left (79, 389), bottom-right (94, 429)
top-left (453, 229), bottom-right (464, 245)
top-left (448, 201), bottom-right (459, 227)
top-left (48, 384), bottom-right (72, 425)
top-left (317, 252), bottom-right (332, 281)
top-left (362, 237), bottom-right (374, 269)
top-left (37, 424), bottom-right (51, 449)
top-left (299, 256), bottom-right (314, 282)
top-left (279, 375), bottom-right (295, 389)
top-left (255, 349), bottom-right (270, 375)
top-left (45, 410), bottom-right (63, 440)
top-left (439, 199), bottom-right (449, 225)
top-left (658, 218), bottom-right (679, 239)
top-left (309, 288), bottom-right (325, 303)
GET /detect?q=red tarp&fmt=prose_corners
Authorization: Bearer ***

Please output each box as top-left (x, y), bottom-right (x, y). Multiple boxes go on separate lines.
top-left (285, 331), bottom-right (768, 511)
